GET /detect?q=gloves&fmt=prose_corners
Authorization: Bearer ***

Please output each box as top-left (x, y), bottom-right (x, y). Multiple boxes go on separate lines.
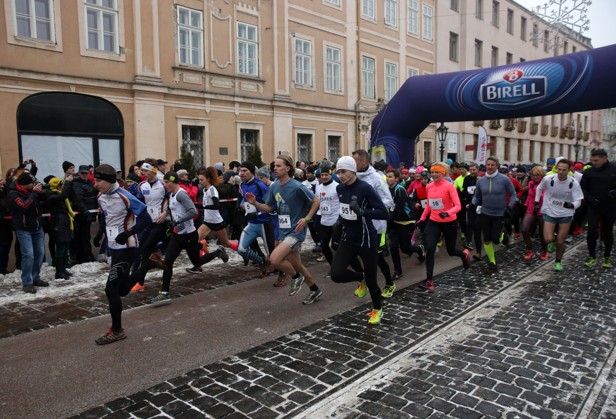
top-left (114, 231), bottom-right (130, 245)
top-left (476, 205), bottom-right (482, 215)
top-left (415, 220), bottom-right (425, 232)
top-left (349, 200), bottom-right (364, 216)
top-left (93, 232), bottom-right (102, 248)
top-left (563, 202), bottom-right (574, 209)
top-left (439, 212), bottom-right (449, 219)
top-left (533, 203), bottom-right (540, 214)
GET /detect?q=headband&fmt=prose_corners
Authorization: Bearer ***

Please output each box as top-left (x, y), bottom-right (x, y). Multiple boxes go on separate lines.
top-left (430, 165), bottom-right (447, 175)
top-left (94, 171), bottom-right (116, 184)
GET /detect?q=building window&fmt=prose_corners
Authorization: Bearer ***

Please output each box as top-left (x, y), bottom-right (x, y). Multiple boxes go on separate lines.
top-left (297, 133), bottom-right (313, 163)
top-left (325, 46), bottom-right (342, 92)
top-left (362, 0), bottom-right (375, 20)
top-left (451, 0), bottom-right (459, 12)
top-left (492, 1), bottom-right (499, 27)
top-left (362, 56), bottom-right (376, 99)
top-left (506, 52), bottom-right (513, 64)
top-left (325, 0), bottom-right (340, 5)
top-left (474, 39), bottom-right (483, 67)
top-left (532, 23), bottom-right (538, 47)
top-left (506, 9), bottom-right (513, 34)
top-left (423, 140), bottom-right (432, 163)
top-left (520, 57), bottom-right (525, 62)
top-left (563, 40), bottom-right (568, 54)
top-left (294, 37), bottom-right (313, 86)
top-left (544, 30), bottom-right (549, 52)
top-left (491, 46), bottom-right (498, 67)
top-left (520, 17), bottom-right (527, 41)
top-left (572, 45), bottom-right (576, 53)
top-left (408, 68), bottom-right (418, 78)
top-left (476, 0), bottom-right (483, 19)
top-left (408, 0), bottom-right (419, 35)
top-left (177, 6), bottom-right (203, 66)
top-left (385, 62), bottom-right (398, 101)
top-left (240, 129), bottom-right (259, 162)
top-left (182, 126), bottom-right (204, 169)
top-left (384, 0), bottom-right (397, 27)
top-left (328, 135), bottom-right (341, 162)
top-left (85, 0), bottom-right (119, 53)
top-left (449, 32), bottom-right (458, 62)
top-left (14, 0), bottom-right (54, 41)
top-left (422, 5), bottom-right (433, 41)
top-left (237, 22), bottom-right (258, 76)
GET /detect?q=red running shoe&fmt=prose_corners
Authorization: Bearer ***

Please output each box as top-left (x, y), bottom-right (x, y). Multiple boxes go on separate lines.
top-left (523, 250), bottom-right (535, 261)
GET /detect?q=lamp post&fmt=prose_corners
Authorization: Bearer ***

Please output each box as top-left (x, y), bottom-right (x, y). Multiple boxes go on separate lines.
top-left (436, 122), bottom-right (449, 162)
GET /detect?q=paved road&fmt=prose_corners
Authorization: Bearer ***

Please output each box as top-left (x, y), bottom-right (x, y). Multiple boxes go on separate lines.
top-left (1, 237), bottom-right (615, 418)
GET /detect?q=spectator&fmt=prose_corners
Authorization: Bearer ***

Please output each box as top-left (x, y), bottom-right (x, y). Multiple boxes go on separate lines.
top-left (71, 165), bottom-right (98, 264)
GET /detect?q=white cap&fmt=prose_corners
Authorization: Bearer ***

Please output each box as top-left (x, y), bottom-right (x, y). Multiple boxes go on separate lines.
top-left (555, 156), bottom-right (566, 165)
top-left (336, 156), bottom-right (357, 173)
top-left (409, 168), bottom-right (416, 174)
top-left (141, 162), bottom-right (154, 172)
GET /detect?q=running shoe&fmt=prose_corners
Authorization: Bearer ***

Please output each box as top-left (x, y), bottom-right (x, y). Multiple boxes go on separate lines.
top-left (418, 245), bottom-right (426, 263)
top-left (186, 266), bottom-right (202, 274)
top-left (150, 291), bottom-right (171, 304)
top-left (514, 233), bottom-right (521, 240)
top-left (473, 254), bottom-right (483, 262)
top-left (465, 242), bottom-right (474, 251)
top-left (316, 255), bottom-right (326, 262)
top-left (584, 257), bottom-right (597, 268)
top-left (323, 271), bottom-right (331, 278)
top-left (381, 284), bottom-right (396, 298)
top-left (200, 240), bottom-right (209, 253)
top-left (565, 235), bottom-right (573, 244)
top-left (354, 281), bottom-right (367, 298)
top-left (217, 246), bottom-right (229, 263)
top-left (302, 288), bottom-right (323, 305)
top-left (392, 272), bottom-right (403, 280)
top-left (273, 274), bottom-right (288, 287)
top-left (462, 249), bottom-right (471, 270)
top-left (483, 263), bottom-right (498, 275)
top-left (417, 279), bottom-right (435, 292)
top-left (523, 250), bottom-right (535, 261)
top-left (547, 242), bottom-right (555, 253)
top-left (95, 328), bottom-right (126, 345)
top-left (460, 232), bottom-right (466, 241)
top-left (554, 262), bottom-right (563, 271)
top-left (540, 250), bottom-right (549, 261)
top-left (312, 244), bottom-right (322, 253)
top-left (368, 309), bottom-right (383, 325)
top-left (602, 257), bottom-right (612, 269)
top-left (289, 275), bottom-right (304, 296)
top-left (259, 259), bottom-right (270, 278)
top-left (130, 283), bottom-right (145, 293)
top-left (437, 240), bottom-right (443, 247)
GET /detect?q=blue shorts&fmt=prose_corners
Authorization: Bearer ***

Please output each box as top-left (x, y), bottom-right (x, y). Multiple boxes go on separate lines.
top-left (543, 214), bottom-right (573, 225)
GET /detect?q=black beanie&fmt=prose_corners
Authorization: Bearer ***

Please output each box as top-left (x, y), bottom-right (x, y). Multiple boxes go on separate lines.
top-left (94, 164), bottom-right (117, 184)
top-left (163, 171), bottom-right (180, 183)
top-left (241, 161), bottom-right (256, 175)
top-left (18, 172), bottom-right (35, 186)
top-left (62, 161), bottom-right (74, 173)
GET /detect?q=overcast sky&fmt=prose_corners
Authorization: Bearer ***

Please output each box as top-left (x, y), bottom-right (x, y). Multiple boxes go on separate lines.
top-left (516, 0), bottom-right (616, 48)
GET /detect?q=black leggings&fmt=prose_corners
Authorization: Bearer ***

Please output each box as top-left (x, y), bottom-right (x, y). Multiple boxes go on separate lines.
top-left (423, 220), bottom-right (465, 279)
top-left (388, 222), bottom-right (423, 274)
top-left (133, 223), bottom-right (169, 285)
top-left (587, 208), bottom-right (616, 258)
top-left (465, 205), bottom-right (483, 250)
top-left (106, 248), bottom-right (139, 331)
top-left (318, 224), bottom-right (335, 265)
top-left (331, 241), bottom-right (381, 310)
top-left (479, 214), bottom-right (504, 244)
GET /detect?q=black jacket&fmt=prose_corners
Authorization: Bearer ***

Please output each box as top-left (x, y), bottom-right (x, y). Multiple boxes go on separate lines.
top-left (71, 177), bottom-right (98, 218)
top-left (7, 181), bottom-right (42, 231)
top-left (45, 188), bottom-right (73, 243)
top-left (580, 161), bottom-right (616, 210)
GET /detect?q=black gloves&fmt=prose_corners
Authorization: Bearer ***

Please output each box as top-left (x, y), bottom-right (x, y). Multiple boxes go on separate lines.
top-left (563, 202), bottom-right (575, 209)
top-left (415, 220), bottom-right (425, 232)
top-left (93, 232), bottom-right (102, 248)
top-left (533, 203), bottom-right (540, 214)
top-left (349, 200), bottom-right (364, 216)
top-left (439, 212), bottom-right (449, 219)
top-left (114, 231), bottom-right (130, 245)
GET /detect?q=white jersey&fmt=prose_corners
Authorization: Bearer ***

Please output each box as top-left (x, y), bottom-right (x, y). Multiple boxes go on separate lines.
top-left (315, 180), bottom-right (340, 226)
top-left (139, 179), bottom-right (167, 220)
top-left (203, 185), bottom-right (224, 224)
top-left (169, 188), bottom-right (196, 235)
top-left (538, 174), bottom-right (584, 218)
top-left (97, 184), bottom-right (147, 250)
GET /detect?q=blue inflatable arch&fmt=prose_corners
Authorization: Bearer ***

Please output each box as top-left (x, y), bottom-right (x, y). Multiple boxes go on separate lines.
top-left (370, 44), bottom-right (616, 166)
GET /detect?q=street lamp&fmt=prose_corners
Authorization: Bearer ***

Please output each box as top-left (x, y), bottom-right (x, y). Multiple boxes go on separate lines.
top-left (436, 122), bottom-right (449, 162)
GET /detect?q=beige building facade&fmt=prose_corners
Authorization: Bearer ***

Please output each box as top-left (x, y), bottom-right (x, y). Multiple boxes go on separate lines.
top-left (436, 0), bottom-right (598, 165)
top-left (0, 0), bottom-right (436, 178)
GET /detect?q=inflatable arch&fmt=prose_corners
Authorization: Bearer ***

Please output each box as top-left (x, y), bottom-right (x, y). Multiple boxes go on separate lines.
top-left (370, 44), bottom-right (616, 167)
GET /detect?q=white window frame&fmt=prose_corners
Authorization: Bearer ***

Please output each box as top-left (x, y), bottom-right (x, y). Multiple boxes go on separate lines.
top-left (237, 22), bottom-right (258, 76)
top-left (324, 0), bottom-right (341, 7)
top-left (76, 0), bottom-right (124, 60)
top-left (422, 5), bottom-right (433, 41)
top-left (324, 44), bottom-right (342, 93)
top-left (361, 0), bottom-right (376, 20)
top-left (407, 67), bottom-right (418, 78)
top-left (384, 61), bottom-right (398, 101)
top-left (362, 55), bottom-right (376, 99)
top-left (85, 0), bottom-right (119, 54)
top-left (236, 122), bottom-right (264, 164)
top-left (449, 32), bottom-right (458, 62)
top-left (5, 0), bottom-right (63, 51)
top-left (177, 5), bottom-right (203, 67)
top-left (13, 0), bottom-right (55, 41)
top-left (294, 36), bottom-right (313, 87)
top-left (384, 0), bottom-right (397, 28)
top-left (326, 132), bottom-right (343, 162)
top-left (407, 0), bottom-right (419, 36)
top-left (295, 131), bottom-right (315, 163)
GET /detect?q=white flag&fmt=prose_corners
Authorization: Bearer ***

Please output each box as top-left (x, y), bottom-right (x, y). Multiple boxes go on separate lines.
top-left (475, 126), bottom-right (488, 165)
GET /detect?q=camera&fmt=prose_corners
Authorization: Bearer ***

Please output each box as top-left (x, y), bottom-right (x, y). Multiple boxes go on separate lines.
top-left (41, 183), bottom-right (51, 190)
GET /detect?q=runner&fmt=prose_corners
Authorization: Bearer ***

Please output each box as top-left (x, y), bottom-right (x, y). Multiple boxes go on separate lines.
top-left (92, 164), bottom-right (152, 345)
top-left (329, 156), bottom-right (389, 324)
top-left (416, 162), bottom-right (471, 291)
top-left (521, 166), bottom-right (548, 261)
top-left (461, 162), bottom-right (483, 260)
top-left (535, 160), bottom-right (583, 271)
top-left (149, 172), bottom-right (229, 303)
top-left (314, 161), bottom-right (340, 272)
top-left (244, 155), bottom-right (323, 305)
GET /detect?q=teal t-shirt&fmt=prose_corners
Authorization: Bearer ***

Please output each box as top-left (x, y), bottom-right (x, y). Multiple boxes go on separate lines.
top-left (264, 178), bottom-right (314, 241)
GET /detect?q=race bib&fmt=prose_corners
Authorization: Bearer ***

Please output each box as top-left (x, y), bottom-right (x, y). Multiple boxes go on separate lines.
top-left (551, 199), bottom-right (564, 207)
top-left (420, 199), bottom-right (427, 208)
top-left (279, 215), bottom-right (291, 229)
top-left (340, 203), bottom-right (357, 221)
top-left (467, 186), bottom-right (476, 194)
top-left (147, 207), bottom-right (161, 219)
top-left (244, 202), bottom-right (257, 214)
top-left (106, 226), bottom-right (120, 244)
top-left (429, 198), bottom-right (445, 210)
top-left (321, 204), bottom-right (332, 215)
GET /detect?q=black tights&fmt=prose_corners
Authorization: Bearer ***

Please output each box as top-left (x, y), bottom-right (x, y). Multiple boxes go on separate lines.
top-left (331, 242), bottom-right (381, 310)
top-left (318, 224), bottom-right (334, 265)
top-left (587, 208), bottom-right (616, 258)
top-left (105, 248), bottom-right (139, 331)
top-left (423, 220), bottom-right (465, 280)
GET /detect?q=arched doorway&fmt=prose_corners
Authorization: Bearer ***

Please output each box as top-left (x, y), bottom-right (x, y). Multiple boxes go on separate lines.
top-left (17, 92), bottom-right (124, 178)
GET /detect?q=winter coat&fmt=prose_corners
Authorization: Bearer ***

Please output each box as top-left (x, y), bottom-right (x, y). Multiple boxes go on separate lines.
top-left (46, 188), bottom-right (73, 243)
top-left (71, 177), bottom-right (98, 220)
top-left (7, 181), bottom-right (42, 231)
